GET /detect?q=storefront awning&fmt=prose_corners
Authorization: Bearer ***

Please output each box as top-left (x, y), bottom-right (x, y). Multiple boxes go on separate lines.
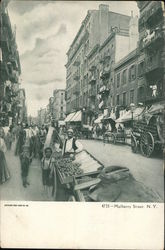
top-left (72, 110), bottom-right (82, 122)
top-left (64, 112), bottom-right (76, 122)
top-left (148, 103), bottom-right (164, 115)
top-left (116, 107), bottom-right (145, 123)
top-left (94, 114), bottom-right (104, 124)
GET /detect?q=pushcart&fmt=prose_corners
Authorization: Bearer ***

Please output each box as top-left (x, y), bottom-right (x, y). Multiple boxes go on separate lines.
top-left (69, 165), bottom-right (162, 202)
top-left (55, 150), bottom-right (104, 200)
top-left (104, 130), bottom-right (126, 144)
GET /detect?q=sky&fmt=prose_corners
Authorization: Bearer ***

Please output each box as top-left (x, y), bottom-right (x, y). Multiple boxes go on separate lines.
top-left (7, 0), bottom-right (139, 116)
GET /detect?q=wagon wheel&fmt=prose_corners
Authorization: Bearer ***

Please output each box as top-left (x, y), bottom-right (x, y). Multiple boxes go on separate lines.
top-left (140, 132), bottom-right (154, 157)
top-left (111, 134), bottom-right (116, 144)
top-left (131, 135), bottom-right (138, 153)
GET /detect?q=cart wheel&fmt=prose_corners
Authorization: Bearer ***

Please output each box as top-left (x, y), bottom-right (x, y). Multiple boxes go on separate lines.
top-left (131, 135), bottom-right (137, 153)
top-left (111, 134), bottom-right (116, 144)
top-left (140, 132), bottom-right (154, 157)
top-left (68, 195), bottom-right (76, 201)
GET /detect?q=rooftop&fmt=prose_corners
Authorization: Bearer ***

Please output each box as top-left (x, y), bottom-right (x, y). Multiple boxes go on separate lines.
top-left (114, 48), bottom-right (138, 70)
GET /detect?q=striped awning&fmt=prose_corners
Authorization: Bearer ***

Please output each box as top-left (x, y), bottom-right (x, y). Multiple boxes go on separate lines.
top-left (64, 112), bottom-right (76, 122)
top-left (72, 110), bottom-right (82, 122)
top-left (148, 103), bottom-right (164, 115)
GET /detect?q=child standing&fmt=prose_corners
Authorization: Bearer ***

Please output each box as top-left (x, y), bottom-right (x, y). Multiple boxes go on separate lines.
top-left (20, 144), bottom-right (33, 188)
top-left (41, 147), bottom-right (56, 200)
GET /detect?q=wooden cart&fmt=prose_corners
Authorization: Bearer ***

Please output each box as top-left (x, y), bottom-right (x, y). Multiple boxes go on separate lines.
top-left (56, 150), bottom-right (104, 201)
top-left (104, 130), bottom-right (126, 144)
top-left (131, 103), bottom-right (164, 157)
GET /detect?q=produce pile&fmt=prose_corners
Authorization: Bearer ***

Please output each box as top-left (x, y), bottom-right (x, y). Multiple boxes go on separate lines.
top-left (57, 158), bottom-right (84, 177)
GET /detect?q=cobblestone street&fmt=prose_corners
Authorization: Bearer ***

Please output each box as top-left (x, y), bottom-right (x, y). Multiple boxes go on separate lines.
top-left (80, 140), bottom-right (164, 200)
top-left (1, 140), bottom-right (164, 201)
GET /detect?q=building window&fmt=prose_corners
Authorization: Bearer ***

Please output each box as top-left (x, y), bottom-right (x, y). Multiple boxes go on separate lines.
top-left (122, 69), bottom-right (127, 85)
top-left (138, 61), bottom-right (145, 77)
top-left (129, 64), bottom-right (136, 81)
top-left (117, 73), bottom-right (120, 88)
top-left (61, 106), bottom-right (63, 111)
top-left (123, 92), bottom-right (126, 106)
top-left (116, 95), bottom-right (120, 105)
top-left (80, 96), bottom-right (82, 107)
top-left (130, 90), bottom-right (134, 104)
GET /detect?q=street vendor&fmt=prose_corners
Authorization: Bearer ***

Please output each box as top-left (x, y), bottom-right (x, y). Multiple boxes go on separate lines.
top-left (62, 128), bottom-right (83, 157)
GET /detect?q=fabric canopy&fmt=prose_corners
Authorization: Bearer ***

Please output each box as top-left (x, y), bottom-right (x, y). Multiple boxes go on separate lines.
top-left (148, 103), bottom-right (164, 115)
top-left (72, 110), bottom-right (82, 122)
top-left (94, 114), bottom-right (104, 124)
top-left (64, 112), bottom-right (76, 122)
top-left (116, 107), bottom-right (145, 123)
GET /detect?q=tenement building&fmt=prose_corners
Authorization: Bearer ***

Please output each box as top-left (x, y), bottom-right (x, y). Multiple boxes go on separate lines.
top-left (52, 89), bottom-right (66, 122)
top-left (114, 49), bottom-right (139, 114)
top-left (37, 108), bottom-right (47, 126)
top-left (137, 1), bottom-right (165, 105)
top-left (65, 4), bottom-right (135, 125)
top-left (0, 1), bottom-right (23, 126)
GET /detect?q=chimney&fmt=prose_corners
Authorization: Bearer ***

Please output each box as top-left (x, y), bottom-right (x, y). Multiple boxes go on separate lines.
top-left (129, 12), bottom-right (139, 52)
top-left (99, 4), bottom-right (109, 12)
top-left (99, 4), bottom-right (109, 44)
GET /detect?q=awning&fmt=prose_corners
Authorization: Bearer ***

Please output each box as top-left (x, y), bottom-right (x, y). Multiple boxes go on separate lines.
top-left (115, 107), bottom-right (145, 123)
top-left (72, 110), bottom-right (82, 122)
top-left (94, 114), bottom-right (104, 124)
top-left (148, 103), bottom-right (164, 115)
top-left (64, 112), bottom-right (76, 122)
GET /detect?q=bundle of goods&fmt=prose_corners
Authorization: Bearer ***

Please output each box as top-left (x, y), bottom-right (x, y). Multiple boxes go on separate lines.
top-left (88, 166), bottom-right (162, 202)
top-left (57, 158), bottom-right (84, 177)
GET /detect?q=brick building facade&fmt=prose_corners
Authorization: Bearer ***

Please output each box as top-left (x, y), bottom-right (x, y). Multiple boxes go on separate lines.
top-left (52, 89), bottom-right (66, 121)
top-left (65, 4), bottom-right (134, 125)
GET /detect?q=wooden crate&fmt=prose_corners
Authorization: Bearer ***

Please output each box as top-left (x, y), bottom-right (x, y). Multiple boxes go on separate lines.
top-left (56, 150), bottom-right (104, 185)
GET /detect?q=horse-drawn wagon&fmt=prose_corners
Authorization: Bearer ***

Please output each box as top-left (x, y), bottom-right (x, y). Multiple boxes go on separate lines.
top-left (131, 102), bottom-right (164, 157)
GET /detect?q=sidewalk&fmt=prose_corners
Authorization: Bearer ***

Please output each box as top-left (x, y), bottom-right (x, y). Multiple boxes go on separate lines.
top-left (1, 144), bottom-right (46, 201)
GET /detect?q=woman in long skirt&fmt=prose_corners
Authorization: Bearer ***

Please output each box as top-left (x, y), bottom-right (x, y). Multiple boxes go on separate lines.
top-left (0, 128), bottom-right (10, 184)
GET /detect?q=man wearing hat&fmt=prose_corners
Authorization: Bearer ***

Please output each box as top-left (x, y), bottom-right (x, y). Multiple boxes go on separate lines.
top-left (62, 128), bottom-right (83, 157)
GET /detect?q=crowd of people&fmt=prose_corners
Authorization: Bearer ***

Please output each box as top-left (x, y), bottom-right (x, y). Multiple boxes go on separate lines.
top-left (0, 121), bottom-right (83, 200)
